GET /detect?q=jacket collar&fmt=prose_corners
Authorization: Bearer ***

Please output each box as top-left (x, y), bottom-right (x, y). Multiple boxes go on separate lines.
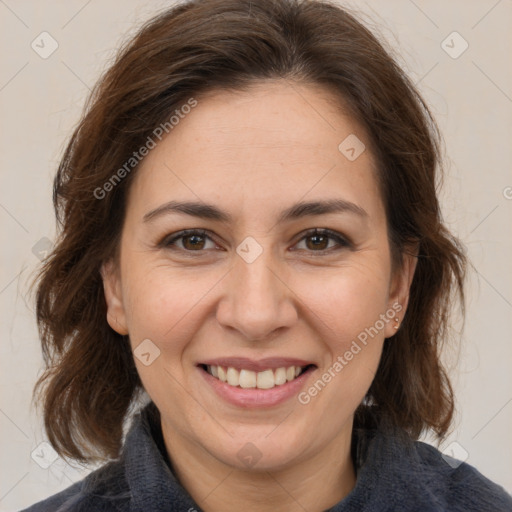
top-left (122, 401), bottom-right (414, 512)
top-left (124, 401), bottom-right (201, 512)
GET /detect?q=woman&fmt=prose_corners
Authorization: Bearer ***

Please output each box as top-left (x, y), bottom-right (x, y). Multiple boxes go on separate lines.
top-left (23, 0), bottom-right (512, 510)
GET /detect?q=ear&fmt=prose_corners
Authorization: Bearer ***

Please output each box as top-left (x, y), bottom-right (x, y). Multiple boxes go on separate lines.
top-left (384, 244), bottom-right (418, 338)
top-left (101, 259), bottom-right (129, 336)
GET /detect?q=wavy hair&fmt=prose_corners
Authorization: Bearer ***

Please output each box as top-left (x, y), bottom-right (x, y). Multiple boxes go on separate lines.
top-left (31, 0), bottom-right (466, 463)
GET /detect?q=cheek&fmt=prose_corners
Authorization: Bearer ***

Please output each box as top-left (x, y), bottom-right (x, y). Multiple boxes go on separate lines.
top-left (295, 276), bottom-right (388, 432)
top-left (121, 266), bottom-right (213, 418)
top-left (122, 263), bottom-right (223, 353)
top-left (292, 260), bottom-right (390, 400)
top-left (293, 261), bottom-right (391, 345)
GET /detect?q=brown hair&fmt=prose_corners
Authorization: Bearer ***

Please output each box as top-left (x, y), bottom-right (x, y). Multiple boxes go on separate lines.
top-left (31, 0), bottom-right (466, 463)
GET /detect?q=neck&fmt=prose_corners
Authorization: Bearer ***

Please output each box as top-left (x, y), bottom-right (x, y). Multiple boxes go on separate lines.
top-left (161, 420), bottom-right (357, 512)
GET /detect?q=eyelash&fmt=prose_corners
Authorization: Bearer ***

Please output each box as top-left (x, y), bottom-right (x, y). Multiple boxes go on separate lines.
top-left (160, 228), bottom-right (351, 255)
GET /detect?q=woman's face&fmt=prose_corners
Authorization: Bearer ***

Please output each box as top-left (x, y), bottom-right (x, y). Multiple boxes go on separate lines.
top-left (103, 80), bottom-right (415, 471)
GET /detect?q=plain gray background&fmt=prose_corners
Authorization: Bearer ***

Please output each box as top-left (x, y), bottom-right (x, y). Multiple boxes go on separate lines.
top-left (1, 0), bottom-right (511, 510)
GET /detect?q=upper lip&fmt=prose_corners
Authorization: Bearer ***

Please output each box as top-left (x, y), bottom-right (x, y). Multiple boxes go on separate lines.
top-left (198, 357), bottom-right (316, 372)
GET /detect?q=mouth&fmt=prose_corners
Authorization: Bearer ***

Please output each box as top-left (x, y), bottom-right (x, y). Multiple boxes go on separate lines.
top-left (198, 363), bottom-right (316, 390)
top-left (196, 357), bottom-right (318, 408)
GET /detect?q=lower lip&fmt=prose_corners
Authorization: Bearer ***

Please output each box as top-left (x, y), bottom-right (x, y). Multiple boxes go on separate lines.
top-left (198, 366), bottom-right (316, 408)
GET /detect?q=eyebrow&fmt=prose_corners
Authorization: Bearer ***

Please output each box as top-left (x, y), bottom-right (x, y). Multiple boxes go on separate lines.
top-left (142, 198), bottom-right (368, 224)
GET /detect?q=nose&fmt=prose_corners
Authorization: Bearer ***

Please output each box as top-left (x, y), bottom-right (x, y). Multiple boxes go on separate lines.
top-left (216, 244), bottom-right (298, 342)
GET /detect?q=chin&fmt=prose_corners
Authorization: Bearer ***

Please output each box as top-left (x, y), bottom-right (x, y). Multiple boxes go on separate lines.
top-left (202, 423), bottom-right (313, 472)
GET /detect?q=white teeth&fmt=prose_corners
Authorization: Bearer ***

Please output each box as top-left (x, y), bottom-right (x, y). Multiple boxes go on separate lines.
top-left (274, 367), bottom-right (287, 385)
top-left (256, 369), bottom-right (275, 389)
top-left (226, 367), bottom-right (239, 386)
top-left (239, 369), bottom-right (256, 388)
top-left (205, 364), bottom-right (308, 389)
top-left (217, 366), bottom-right (227, 382)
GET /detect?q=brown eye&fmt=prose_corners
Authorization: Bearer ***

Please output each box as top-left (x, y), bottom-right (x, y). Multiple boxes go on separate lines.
top-left (295, 228), bottom-right (351, 253)
top-left (305, 232), bottom-right (329, 251)
top-left (161, 228), bottom-right (350, 255)
top-left (181, 233), bottom-right (207, 250)
top-left (162, 229), bottom-right (217, 252)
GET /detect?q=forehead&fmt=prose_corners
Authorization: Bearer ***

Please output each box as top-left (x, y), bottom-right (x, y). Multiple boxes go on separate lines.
top-left (171, 80), bottom-right (362, 152)
top-left (126, 80), bottom-right (383, 223)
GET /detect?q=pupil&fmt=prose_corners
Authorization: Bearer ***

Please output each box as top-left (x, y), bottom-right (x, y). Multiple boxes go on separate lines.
top-left (308, 234), bottom-right (327, 250)
top-left (185, 235), bottom-right (204, 250)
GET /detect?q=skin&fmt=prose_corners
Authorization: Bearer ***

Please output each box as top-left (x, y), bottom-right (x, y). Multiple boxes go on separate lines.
top-left (102, 79), bottom-right (417, 512)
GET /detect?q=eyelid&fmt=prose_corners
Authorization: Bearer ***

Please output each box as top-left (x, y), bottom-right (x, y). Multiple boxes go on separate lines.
top-left (160, 229), bottom-right (221, 251)
top-left (294, 228), bottom-right (352, 251)
top-left (160, 227), bottom-right (352, 253)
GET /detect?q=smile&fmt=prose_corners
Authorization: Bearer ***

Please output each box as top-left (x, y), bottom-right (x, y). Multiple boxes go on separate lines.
top-left (197, 358), bottom-right (317, 408)
top-left (201, 364), bottom-right (312, 389)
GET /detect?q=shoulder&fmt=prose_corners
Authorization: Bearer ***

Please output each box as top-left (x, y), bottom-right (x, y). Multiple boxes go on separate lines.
top-left (20, 460), bottom-right (130, 512)
top-left (351, 426), bottom-right (512, 511)
top-left (19, 405), bottom-right (150, 511)
top-left (411, 439), bottom-right (512, 511)
top-left (19, 401), bottom-right (197, 512)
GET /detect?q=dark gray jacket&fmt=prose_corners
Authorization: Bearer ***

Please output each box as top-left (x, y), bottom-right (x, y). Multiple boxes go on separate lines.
top-left (21, 402), bottom-right (512, 511)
